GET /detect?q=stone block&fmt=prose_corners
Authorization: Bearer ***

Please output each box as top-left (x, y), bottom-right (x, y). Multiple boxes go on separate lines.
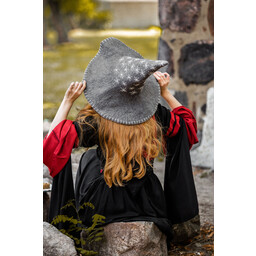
top-left (201, 103), bottom-right (207, 115)
top-left (178, 40), bottom-right (214, 85)
top-left (158, 38), bottom-right (174, 75)
top-left (173, 91), bottom-right (188, 107)
top-left (159, 0), bottom-right (201, 32)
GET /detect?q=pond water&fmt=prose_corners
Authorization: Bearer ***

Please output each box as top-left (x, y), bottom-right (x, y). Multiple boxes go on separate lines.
top-left (43, 28), bottom-right (161, 120)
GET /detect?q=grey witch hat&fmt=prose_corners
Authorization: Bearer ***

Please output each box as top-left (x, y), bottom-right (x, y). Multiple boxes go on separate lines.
top-left (83, 37), bottom-right (168, 125)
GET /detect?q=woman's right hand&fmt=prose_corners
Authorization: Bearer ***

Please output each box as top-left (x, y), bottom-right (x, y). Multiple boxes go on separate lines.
top-left (64, 80), bottom-right (86, 104)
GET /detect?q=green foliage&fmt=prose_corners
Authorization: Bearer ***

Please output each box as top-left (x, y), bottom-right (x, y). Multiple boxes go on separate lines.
top-left (61, 0), bottom-right (99, 16)
top-left (60, 0), bottom-right (111, 28)
top-left (60, 198), bottom-right (78, 212)
top-left (45, 0), bottom-right (110, 32)
top-left (51, 214), bottom-right (81, 226)
top-left (79, 201), bottom-right (95, 211)
top-left (51, 199), bottom-right (105, 256)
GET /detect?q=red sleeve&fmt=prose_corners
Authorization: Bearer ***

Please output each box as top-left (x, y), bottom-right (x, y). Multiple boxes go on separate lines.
top-left (43, 120), bottom-right (78, 178)
top-left (165, 111), bottom-right (181, 138)
top-left (172, 106), bottom-right (199, 150)
top-left (155, 104), bottom-right (181, 138)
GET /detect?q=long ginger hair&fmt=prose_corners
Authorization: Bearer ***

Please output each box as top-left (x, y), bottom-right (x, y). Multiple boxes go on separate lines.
top-left (76, 104), bottom-right (163, 188)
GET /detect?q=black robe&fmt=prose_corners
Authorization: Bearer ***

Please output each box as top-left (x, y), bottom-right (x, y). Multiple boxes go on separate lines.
top-left (48, 104), bottom-right (199, 243)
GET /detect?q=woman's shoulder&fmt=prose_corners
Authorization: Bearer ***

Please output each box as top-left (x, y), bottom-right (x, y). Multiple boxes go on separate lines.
top-left (73, 116), bottom-right (99, 147)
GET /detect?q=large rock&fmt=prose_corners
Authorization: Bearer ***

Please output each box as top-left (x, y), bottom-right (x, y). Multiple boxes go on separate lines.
top-left (43, 119), bottom-right (51, 138)
top-left (43, 164), bottom-right (52, 183)
top-left (172, 215), bottom-right (200, 243)
top-left (43, 177), bottom-right (52, 185)
top-left (191, 87), bottom-right (214, 169)
top-left (81, 222), bottom-right (168, 256)
top-left (159, 0), bottom-right (201, 32)
top-left (178, 40), bottom-right (214, 85)
top-left (43, 222), bottom-right (78, 256)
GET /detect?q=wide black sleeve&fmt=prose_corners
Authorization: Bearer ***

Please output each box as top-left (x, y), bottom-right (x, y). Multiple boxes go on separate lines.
top-left (154, 104), bottom-right (181, 138)
top-left (73, 116), bottom-right (99, 147)
top-left (164, 117), bottom-right (199, 225)
top-left (48, 157), bottom-right (81, 240)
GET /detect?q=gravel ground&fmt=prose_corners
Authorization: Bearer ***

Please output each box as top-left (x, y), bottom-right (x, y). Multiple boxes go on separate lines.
top-left (192, 168), bottom-right (214, 225)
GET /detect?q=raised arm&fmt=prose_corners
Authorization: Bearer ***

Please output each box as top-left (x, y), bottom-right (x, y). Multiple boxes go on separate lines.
top-left (153, 71), bottom-right (198, 149)
top-left (47, 81), bottom-right (86, 136)
top-left (44, 80), bottom-right (86, 177)
top-left (153, 71), bottom-right (181, 109)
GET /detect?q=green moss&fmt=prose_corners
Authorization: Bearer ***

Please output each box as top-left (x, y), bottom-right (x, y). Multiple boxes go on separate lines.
top-left (44, 29), bottom-right (160, 120)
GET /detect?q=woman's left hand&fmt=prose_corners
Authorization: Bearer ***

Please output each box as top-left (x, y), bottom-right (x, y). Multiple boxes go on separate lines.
top-left (64, 80), bottom-right (86, 104)
top-left (153, 71), bottom-right (170, 96)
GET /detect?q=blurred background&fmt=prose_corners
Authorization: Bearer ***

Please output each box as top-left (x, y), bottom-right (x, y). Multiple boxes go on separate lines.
top-left (44, 0), bottom-right (161, 120)
top-left (43, 1), bottom-right (214, 254)
top-left (43, 0), bottom-right (213, 125)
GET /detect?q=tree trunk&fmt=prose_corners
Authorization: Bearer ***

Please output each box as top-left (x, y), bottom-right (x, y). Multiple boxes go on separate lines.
top-left (48, 0), bottom-right (69, 43)
top-left (43, 0), bottom-right (49, 46)
top-left (68, 14), bottom-right (78, 30)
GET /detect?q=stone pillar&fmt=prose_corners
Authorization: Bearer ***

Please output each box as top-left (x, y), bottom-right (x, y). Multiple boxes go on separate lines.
top-left (158, 0), bottom-right (214, 130)
top-left (190, 87), bottom-right (214, 169)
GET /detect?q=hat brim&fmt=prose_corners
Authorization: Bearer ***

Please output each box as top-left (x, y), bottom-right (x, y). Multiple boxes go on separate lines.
top-left (83, 37), bottom-right (161, 125)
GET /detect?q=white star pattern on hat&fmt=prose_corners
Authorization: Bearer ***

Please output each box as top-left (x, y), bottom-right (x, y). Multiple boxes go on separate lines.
top-left (120, 88), bottom-right (127, 93)
top-left (112, 56), bottom-right (168, 96)
top-left (129, 91), bottom-right (137, 95)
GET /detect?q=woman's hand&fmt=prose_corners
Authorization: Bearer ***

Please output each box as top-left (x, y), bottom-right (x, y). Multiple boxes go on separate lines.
top-left (153, 71), bottom-right (170, 96)
top-left (64, 80), bottom-right (86, 104)
top-left (47, 80), bottom-right (86, 136)
top-left (154, 72), bottom-right (182, 109)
